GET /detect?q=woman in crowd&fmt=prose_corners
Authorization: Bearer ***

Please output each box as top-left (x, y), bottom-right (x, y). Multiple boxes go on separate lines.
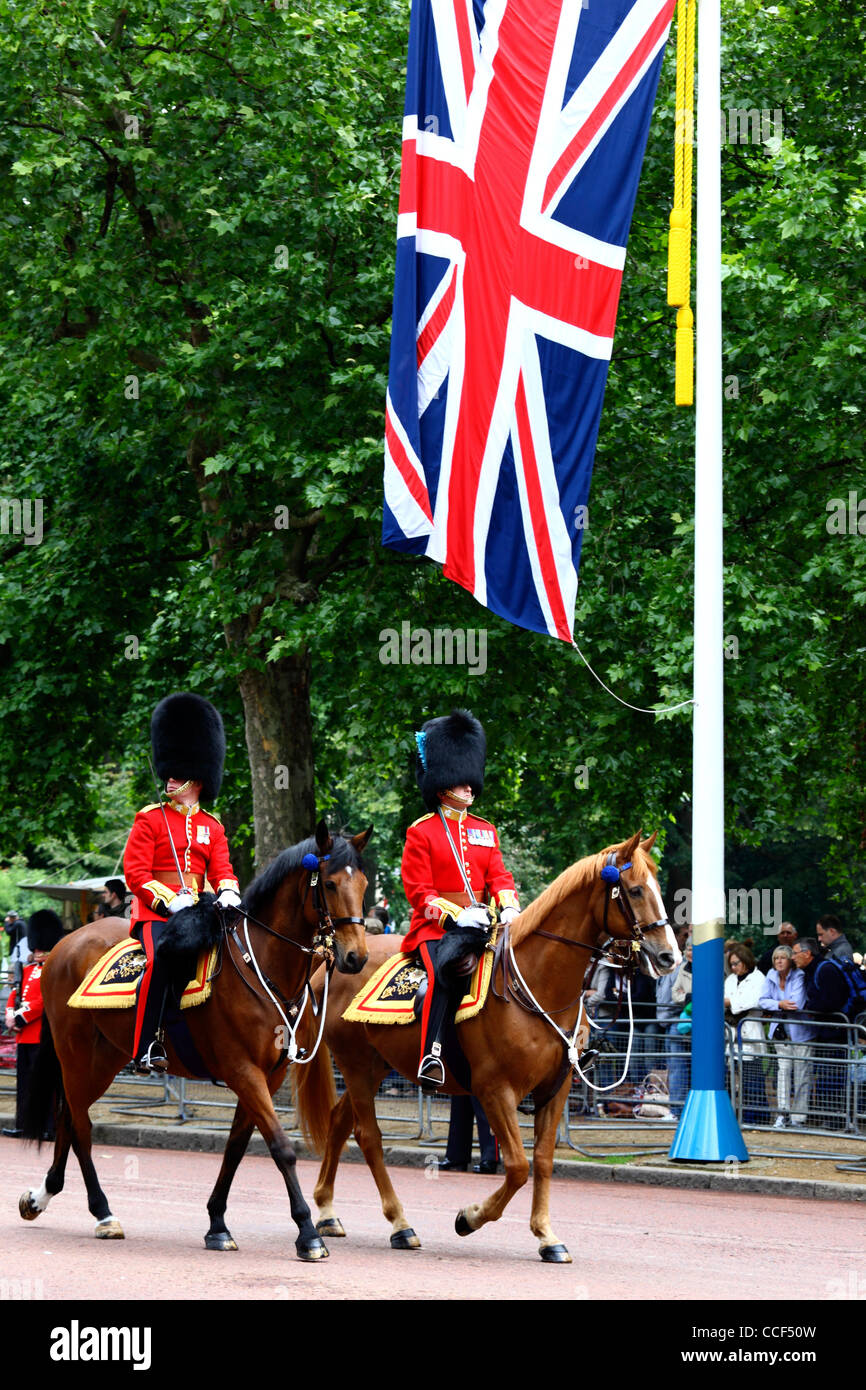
top-left (759, 942), bottom-right (811, 1128)
top-left (724, 944), bottom-right (769, 1125)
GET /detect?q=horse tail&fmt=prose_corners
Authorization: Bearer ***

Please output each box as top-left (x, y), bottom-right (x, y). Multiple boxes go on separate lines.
top-left (292, 1034), bottom-right (337, 1157)
top-left (21, 1012), bottom-right (65, 1146)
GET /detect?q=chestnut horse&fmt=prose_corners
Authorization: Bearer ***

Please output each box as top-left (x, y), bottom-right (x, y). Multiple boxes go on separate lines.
top-left (293, 831), bottom-right (679, 1262)
top-left (19, 821), bottom-right (371, 1262)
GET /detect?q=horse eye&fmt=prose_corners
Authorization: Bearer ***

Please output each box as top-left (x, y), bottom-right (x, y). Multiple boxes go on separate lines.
top-left (325, 880), bottom-right (338, 892)
top-left (629, 886), bottom-right (643, 898)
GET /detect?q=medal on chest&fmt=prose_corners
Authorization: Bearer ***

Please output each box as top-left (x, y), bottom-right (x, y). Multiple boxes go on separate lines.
top-left (466, 828), bottom-right (495, 847)
top-left (196, 823), bottom-right (211, 845)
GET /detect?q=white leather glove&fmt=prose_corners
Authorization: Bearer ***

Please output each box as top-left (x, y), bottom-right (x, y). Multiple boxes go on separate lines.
top-left (4, 1008), bottom-right (14, 1031)
top-left (216, 889), bottom-right (242, 909)
top-left (454, 906), bottom-right (491, 931)
top-left (500, 907), bottom-right (519, 925)
top-left (168, 889), bottom-right (195, 915)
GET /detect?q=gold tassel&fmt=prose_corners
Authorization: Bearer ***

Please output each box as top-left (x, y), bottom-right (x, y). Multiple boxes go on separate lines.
top-left (668, 0), bottom-right (696, 406)
top-left (675, 305), bottom-right (694, 407)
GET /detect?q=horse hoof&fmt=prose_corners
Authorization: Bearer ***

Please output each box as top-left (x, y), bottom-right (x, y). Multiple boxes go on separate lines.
top-left (539, 1243), bottom-right (572, 1264)
top-left (390, 1227), bottom-right (421, 1250)
top-left (95, 1218), bottom-right (125, 1240)
top-left (316, 1217), bottom-right (346, 1238)
top-left (19, 1191), bottom-right (41, 1222)
top-left (455, 1209), bottom-right (475, 1237)
top-left (205, 1232), bottom-right (238, 1251)
top-left (297, 1238), bottom-right (329, 1262)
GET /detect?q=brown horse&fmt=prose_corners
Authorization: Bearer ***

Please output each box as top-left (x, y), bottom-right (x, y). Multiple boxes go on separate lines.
top-left (19, 821), bottom-right (371, 1262)
top-left (293, 831), bottom-right (679, 1262)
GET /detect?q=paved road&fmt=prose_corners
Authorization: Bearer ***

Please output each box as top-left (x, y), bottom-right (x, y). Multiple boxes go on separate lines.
top-left (2, 1134), bottom-right (863, 1302)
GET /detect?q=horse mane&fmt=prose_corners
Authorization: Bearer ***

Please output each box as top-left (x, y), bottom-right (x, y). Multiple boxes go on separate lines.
top-left (509, 842), bottom-right (657, 947)
top-left (243, 833), bottom-right (367, 916)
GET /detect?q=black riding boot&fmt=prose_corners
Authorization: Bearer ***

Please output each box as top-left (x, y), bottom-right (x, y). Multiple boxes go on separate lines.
top-left (417, 927), bottom-right (487, 1091)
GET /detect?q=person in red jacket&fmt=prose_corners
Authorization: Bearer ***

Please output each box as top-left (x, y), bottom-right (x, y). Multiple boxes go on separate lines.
top-left (3, 909), bottom-right (64, 1138)
top-left (124, 693), bottom-right (241, 1074)
top-left (402, 709), bottom-right (519, 1089)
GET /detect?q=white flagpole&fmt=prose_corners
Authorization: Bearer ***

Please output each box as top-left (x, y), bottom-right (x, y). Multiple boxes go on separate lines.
top-left (669, 0), bottom-right (747, 1162)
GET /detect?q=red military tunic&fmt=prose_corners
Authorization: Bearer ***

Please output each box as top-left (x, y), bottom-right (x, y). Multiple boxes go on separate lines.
top-left (7, 958), bottom-right (46, 1045)
top-left (124, 800), bottom-right (239, 924)
top-left (401, 805), bottom-right (519, 954)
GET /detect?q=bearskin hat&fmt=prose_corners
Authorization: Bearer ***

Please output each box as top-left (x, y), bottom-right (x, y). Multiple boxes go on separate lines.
top-left (415, 709), bottom-right (486, 811)
top-left (27, 909), bottom-right (64, 954)
top-left (151, 693), bottom-right (226, 803)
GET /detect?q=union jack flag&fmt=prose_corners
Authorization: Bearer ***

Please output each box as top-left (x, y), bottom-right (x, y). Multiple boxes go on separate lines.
top-left (382, 0), bottom-right (676, 641)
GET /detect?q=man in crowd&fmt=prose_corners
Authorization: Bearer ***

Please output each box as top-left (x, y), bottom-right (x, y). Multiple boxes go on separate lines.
top-left (98, 879), bottom-right (130, 920)
top-left (815, 914), bottom-right (854, 963)
top-left (793, 937), bottom-right (849, 1129)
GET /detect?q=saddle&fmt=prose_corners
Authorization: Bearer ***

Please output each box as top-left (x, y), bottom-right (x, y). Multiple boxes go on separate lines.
top-left (68, 939), bottom-right (218, 1012)
top-left (342, 938), bottom-right (496, 1026)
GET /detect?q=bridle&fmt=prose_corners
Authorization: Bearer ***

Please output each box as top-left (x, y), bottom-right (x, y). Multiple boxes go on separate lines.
top-left (492, 852), bottom-right (672, 1094)
top-left (599, 852), bottom-right (669, 949)
top-left (221, 847), bottom-right (366, 1065)
top-left (299, 850), bottom-right (367, 951)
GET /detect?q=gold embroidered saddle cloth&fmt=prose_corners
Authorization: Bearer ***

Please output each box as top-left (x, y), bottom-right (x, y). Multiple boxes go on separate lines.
top-left (68, 939), bottom-right (218, 1011)
top-left (342, 938), bottom-right (496, 1025)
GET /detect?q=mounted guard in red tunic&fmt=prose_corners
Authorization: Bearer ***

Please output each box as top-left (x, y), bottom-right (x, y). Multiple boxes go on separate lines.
top-left (401, 709), bottom-right (520, 1089)
top-left (124, 693), bottom-right (241, 1073)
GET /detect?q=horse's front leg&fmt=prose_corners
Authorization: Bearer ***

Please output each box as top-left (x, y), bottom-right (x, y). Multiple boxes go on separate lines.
top-left (226, 1066), bottom-right (326, 1262)
top-left (454, 1088), bottom-right (529, 1238)
top-left (204, 1099), bottom-right (255, 1251)
top-left (529, 1076), bottom-right (573, 1262)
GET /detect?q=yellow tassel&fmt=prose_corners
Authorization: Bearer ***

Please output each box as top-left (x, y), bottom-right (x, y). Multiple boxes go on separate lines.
top-left (667, 208), bottom-right (690, 306)
top-left (668, 0), bottom-right (696, 405)
top-left (675, 305), bottom-right (694, 407)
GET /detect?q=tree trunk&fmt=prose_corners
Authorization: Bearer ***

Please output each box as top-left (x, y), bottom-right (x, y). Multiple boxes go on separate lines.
top-left (237, 650), bottom-right (316, 870)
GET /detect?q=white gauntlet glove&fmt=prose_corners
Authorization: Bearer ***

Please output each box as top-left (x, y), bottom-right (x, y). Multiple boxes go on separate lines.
top-left (168, 889), bottom-right (195, 915)
top-left (454, 906), bottom-right (492, 931)
top-left (499, 907), bottom-right (519, 925)
top-left (216, 889), bottom-right (242, 909)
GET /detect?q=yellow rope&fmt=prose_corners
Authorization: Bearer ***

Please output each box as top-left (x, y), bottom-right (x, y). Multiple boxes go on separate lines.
top-left (667, 0), bottom-right (696, 406)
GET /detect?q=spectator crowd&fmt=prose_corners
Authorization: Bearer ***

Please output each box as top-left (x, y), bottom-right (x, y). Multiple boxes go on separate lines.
top-left (581, 914), bottom-right (866, 1131)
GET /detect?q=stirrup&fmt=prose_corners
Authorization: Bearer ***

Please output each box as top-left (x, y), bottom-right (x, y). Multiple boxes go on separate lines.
top-left (417, 1043), bottom-right (445, 1091)
top-left (580, 1047), bottom-right (600, 1074)
top-left (136, 1041), bottom-right (169, 1075)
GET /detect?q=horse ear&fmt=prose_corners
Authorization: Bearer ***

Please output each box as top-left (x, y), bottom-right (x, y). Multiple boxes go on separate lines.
top-left (315, 819), bottom-right (333, 853)
top-left (618, 830), bottom-right (642, 864)
top-left (639, 830), bottom-right (658, 854)
top-left (350, 825), bottom-right (373, 853)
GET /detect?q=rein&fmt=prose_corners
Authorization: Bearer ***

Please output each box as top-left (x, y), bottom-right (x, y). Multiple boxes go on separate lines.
top-left (221, 850), bottom-right (365, 1066)
top-left (493, 855), bottom-right (669, 1094)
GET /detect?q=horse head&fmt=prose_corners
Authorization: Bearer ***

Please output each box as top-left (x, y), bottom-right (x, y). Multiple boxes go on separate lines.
top-left (305, 819), bottom-right (372, 975)
top-left (594, 830), bottom-right (680, 978)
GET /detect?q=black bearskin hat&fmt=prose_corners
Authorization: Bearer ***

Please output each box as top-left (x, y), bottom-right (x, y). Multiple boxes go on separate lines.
top-left (27, 909), bottom-right (64, 954)
top-left (415, 709), bottom-right (486, 811)
top-left (151, 693), bottom-right (226, 803)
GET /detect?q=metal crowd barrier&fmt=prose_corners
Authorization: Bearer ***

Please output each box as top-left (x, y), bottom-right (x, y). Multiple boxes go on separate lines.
top-left (563, 1008), bottom-right (866, 1147)
top-left (730, 1011), bottom-right (866, 1136)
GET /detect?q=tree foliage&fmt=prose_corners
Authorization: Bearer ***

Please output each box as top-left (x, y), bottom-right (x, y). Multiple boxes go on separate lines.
top-left (0, 0), bottom-right (863, 931)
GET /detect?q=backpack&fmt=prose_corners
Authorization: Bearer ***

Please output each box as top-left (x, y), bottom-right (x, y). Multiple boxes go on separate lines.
top-left (825, 956), bottom-right (866, 1023)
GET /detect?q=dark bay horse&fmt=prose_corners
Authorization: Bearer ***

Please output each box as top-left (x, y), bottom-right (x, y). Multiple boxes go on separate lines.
top-left (19, 821), bottom-right (371, 1262)
top-left (293, 831), bottom-right (679, 1262)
